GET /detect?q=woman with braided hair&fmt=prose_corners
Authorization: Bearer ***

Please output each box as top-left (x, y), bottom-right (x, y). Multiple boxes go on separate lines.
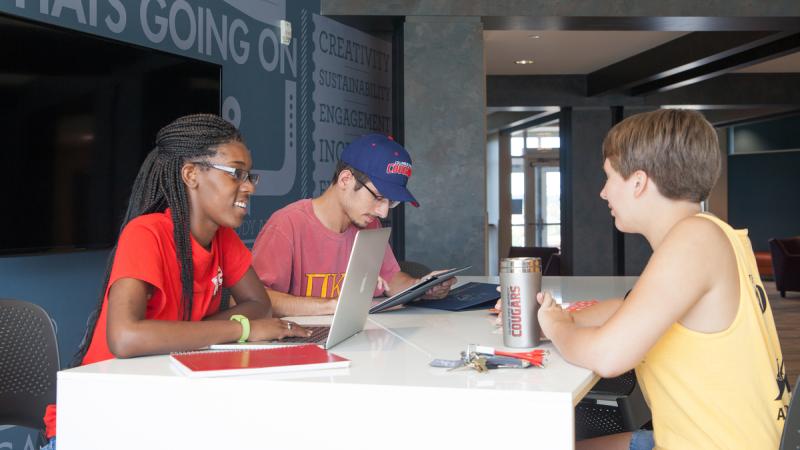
top-left (40, 114), bottom-right (310, 449)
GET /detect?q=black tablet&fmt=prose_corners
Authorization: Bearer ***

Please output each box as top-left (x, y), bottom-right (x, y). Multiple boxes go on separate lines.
top-left (369, 265), bottom-right (471, 313)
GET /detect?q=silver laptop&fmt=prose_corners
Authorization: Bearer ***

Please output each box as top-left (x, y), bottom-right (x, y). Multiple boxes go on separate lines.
top-left (212, 227), bottom-right (390, 350)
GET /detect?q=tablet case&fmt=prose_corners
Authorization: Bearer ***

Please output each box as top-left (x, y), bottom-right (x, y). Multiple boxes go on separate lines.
top-left (369, 265), bottom-right (471, 313)
top-left (413, 282), bottom-right (500, 311)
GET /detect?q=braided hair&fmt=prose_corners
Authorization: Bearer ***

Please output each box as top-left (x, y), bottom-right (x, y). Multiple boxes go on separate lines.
top-left (71, 114), bottom-right (243, 367)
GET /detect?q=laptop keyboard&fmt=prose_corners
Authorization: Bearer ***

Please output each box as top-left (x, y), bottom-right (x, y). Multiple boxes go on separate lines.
top-left (280, 325), bottom-right (330, 344)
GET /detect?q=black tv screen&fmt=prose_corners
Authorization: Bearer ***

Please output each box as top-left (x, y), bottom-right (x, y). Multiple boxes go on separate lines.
top-left (0, 14), bottom-right (220, 255)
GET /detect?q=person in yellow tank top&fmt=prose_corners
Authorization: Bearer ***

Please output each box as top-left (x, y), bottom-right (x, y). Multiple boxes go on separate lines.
top-left (536, 109), bottom-right (790, 450)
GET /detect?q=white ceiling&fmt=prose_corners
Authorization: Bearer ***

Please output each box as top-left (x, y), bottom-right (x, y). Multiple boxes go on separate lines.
top-left (736, 51), bottom-right (800, 73)
top-left (484, 30), bottom-right (800, 75)
top-left (484, 30), bottom-right (687, 75)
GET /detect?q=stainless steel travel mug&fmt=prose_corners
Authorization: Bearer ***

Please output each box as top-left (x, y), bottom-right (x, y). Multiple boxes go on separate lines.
top-left (500, 257), bottom-right (542, 348)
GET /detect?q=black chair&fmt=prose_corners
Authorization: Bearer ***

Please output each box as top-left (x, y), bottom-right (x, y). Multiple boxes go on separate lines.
top-left (399, 260), bottom-right (432, 279)
top-left (780, 376), bottom-right (800, 450)
top-left (508, 246), bottom-right (561, 275)
top-left (575, 371), bottom-right (652, 440)
top-left (0, 299), bottom-right (60, 440)
top-left (770, 237), bottom-right (800, 298)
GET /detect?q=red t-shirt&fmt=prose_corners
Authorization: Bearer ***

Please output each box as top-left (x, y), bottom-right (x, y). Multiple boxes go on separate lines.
top-left (44, 209), bottom-right (251, 437)
top-left (251, 199), bottom-right (400, 298)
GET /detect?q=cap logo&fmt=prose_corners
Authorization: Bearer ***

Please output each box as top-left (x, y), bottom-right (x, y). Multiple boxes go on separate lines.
top-left (386, 161), bottom-right (412, 178)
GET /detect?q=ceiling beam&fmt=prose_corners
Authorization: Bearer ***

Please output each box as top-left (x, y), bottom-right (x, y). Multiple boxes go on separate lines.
top-left (701, 107), bottom-right (800, 128)
top-left (323, 1), bottom-right (800, 31)
top-left (487, 74), bottom-right (800, 108)
top-left (500, 111), bottom-right (560, 134)
top-left (322, 0), bottom-right (800, 20)
top-left (487, 110), bottom-right (553, 133)
top-left (628, 32), bottom-right (800, 95)
top-left (587, 31), bottom-right (783, 96)
top-left (479, 16), bottom-right (800, 32)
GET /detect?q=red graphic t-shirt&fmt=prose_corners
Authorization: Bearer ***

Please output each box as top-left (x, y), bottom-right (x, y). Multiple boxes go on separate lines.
top-left (44, 209), bottom-right (250, 437)
top-left (251, 199), bottom-right (400, 298)
top-left (82, 209), bottom-right (251, 364)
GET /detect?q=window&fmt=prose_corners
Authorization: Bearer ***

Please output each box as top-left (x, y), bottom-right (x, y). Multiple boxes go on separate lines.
top-left (535, 167), bottom-right (561, 247)
top-left (505, 121), bottom-right (561, 249)
top-left (510, 132), bottom-right (525, 157)
top-left (511, 160), bottom-right (525, 246)
top-left (539, 136), bottom-right (561, 149)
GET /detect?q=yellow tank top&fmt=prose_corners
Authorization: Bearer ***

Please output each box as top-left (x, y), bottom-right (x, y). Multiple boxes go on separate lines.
top-left (635, 213), bottom-right (789, 450)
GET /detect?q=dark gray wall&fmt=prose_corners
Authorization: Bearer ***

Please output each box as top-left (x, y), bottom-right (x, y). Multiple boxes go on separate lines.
top-left (563, 108), bottom-right (616, 275)
top-left (733, 115), bottom-right (800, 153)
top-left (728, 116), bottom-right (800, 251)
top-left (728, 151), bottom-right (800, 252)
top-left (403, 16), bottom-right (486, 274)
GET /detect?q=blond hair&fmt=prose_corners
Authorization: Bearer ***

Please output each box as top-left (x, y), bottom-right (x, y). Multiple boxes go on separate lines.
top-left (602, 109), bottom-right (721, 202)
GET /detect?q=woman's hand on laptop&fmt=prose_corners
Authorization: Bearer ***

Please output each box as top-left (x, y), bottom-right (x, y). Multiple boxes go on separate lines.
top-left (420, 269), bottom-right (457, 300)
top-left (248, 318), bottom-right (312, 341)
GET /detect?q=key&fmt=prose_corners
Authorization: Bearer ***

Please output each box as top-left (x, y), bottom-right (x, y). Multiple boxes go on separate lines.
top-left (472, 356), bottom-right (489, 373)
top-left (447, 352), bottom-right (487, 373)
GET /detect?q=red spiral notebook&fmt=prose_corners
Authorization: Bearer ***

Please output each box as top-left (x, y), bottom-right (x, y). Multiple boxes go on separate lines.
top-left (170, 344), bottom-right (350, 378)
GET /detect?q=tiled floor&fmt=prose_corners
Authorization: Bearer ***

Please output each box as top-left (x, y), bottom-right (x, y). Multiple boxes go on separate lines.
top-left (767, 281), bottom-right (800, 386)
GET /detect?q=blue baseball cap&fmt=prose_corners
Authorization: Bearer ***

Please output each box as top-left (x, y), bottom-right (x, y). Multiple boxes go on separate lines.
top-left (340, 134), bottom-right (419, 207)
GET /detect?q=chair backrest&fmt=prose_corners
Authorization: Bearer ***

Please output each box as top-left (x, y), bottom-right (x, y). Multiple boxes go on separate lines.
top-left (576, 370), bottom-right (652, 439)
top-left (777, 237), bottom-right (800, 255)
top-left (781, 377), bottom-right (800, 450)
top-left (0, 299), bottom-right (60, 431)
top-left (770, 238), bottom-right (800, 295)
top-left (508, 246), bottom-right (561, 275)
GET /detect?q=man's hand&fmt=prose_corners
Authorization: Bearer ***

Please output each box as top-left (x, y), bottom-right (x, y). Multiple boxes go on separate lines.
top-left (376, 276), bottom-right (389, 295)
top-left (420, 269), bottom-right (457, 299)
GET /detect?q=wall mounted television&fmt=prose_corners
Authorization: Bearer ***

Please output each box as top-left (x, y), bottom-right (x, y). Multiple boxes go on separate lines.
top-left (0, 13), bottom-right (221, 256)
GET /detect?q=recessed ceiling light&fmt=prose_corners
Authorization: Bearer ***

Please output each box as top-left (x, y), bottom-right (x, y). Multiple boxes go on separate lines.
top-left (515, 59), bottom-right (535, 65)
top-left (528, 35), bottom-right (541, 39)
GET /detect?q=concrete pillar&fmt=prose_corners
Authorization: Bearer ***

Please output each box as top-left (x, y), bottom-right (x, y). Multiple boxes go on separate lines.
top-left (563, 107), bottom-right (616, 275)
top-left (403, 16), bottom-right (486, 274)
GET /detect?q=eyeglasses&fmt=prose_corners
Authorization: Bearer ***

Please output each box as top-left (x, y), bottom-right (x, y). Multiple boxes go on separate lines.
top-left (194, 162), bottom-right (259, 186)
top-left (358, 181), bottom-right (400, 209)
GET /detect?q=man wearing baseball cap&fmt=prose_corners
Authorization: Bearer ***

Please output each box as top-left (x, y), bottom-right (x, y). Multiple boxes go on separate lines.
top-left (250, 133), bottom-right (455, 316)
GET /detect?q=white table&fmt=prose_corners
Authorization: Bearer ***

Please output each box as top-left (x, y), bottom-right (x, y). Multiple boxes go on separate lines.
top-left (57, 276), bottom-right (637, 450)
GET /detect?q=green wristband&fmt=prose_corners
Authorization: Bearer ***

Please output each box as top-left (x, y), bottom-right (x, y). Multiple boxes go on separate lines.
top-left (229, 314), bottom-right (250, 343)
